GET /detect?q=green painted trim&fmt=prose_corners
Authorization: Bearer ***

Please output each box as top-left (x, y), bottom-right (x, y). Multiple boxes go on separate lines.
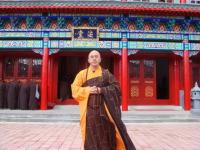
top-left (128, 41), bottom-right (184, 50)
top-left (49, 40), bottom-right (122, 49)
top-left (0, 31), bottom-right (199, 43)
top-left (0, 40), bottom-right (199, 51)
top-left (0, 40), bottom-right (43, 48)
top-left (190, 43), bottom-right (200, 50)
top-left (189, 34), bottom-right (200, 41)
top-left (128, 33), bottom-right (183, 41)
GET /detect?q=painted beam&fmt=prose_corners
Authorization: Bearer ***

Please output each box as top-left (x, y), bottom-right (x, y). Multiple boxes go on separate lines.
top-left (189, 35), bottom-right (200, 41)
top-left (0, 40), bottom-right (43, 48)
top-left (128, 42), bottom-right (184, 50)
top-left (0, 30), bottom-right (199, 42)
top-left (0, 31), bottom-right (71, 38)
top-left (190, 43), bottom-right (200, 50)
top-left (0, 40), bottom-right (199, 51)
top-left (128, 32), bottom-right (183, 41)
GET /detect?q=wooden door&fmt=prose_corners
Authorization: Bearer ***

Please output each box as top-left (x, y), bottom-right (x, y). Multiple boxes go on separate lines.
top-left (129, 59), bottom-right (156, 104)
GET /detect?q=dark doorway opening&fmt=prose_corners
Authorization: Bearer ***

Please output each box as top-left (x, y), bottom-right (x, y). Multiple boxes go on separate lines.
top-left (58, 56), bottom-right (87, 100)
top-left (57, 56), bottom-right (114, 102)
top-left (156, 59), bottom-right (169, 99)
top-left (101, 57), bottom-right (114, 74)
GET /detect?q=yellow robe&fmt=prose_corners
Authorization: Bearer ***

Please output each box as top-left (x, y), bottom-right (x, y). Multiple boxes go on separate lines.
top-left (71, 66), bottom-right (126, 150)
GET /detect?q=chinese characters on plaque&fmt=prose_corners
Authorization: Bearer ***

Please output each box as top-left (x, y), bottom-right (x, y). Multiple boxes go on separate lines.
top-left (73, 28), bottom-right (99, 41)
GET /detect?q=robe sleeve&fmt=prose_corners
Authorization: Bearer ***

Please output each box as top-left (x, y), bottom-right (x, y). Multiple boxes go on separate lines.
top-left (101, 70), bottom-right (121, 105)
top-left (71, 71), bottom-right (90, 102)
top-left (101, 70), bottom-right (122, 118)
top-left (101, 70), bottom-right (136, 150)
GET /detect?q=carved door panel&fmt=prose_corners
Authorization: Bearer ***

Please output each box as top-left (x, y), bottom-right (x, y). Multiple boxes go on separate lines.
top-left (129, 60), bottom-right (156, 103)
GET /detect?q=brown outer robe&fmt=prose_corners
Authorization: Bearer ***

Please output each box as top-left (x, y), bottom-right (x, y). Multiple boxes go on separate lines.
top-left (71, 66), bottom-right (129, 150)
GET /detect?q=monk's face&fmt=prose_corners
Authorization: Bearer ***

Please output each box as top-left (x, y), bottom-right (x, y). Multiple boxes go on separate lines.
top-left (88, 50), bottom-right (101, 67)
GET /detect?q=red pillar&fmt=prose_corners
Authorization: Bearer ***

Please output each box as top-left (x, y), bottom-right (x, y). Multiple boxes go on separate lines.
top-left (174, 57), bottom-right (180, 106)
top-left (183, 50), bottom-right (191, 110)
top-left (122, 47), bottom-right (128, 111)
top-left (40, 37), bottom-right (49, 110)
top-left (48, 56), bottom-right (53, 105)
top-left (180, 0), bottom-right (186, 3)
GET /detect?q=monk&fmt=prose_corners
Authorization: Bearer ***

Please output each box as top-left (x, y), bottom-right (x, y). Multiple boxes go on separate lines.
top-left (71, 50), bottom-right (136, 150)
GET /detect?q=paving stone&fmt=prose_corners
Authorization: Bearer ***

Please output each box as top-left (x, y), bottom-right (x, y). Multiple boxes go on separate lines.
top-left (0, 122), bottom-right (200, 150)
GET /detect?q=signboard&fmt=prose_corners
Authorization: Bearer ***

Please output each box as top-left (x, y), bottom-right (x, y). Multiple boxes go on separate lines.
top-left (72, 27), bottom-right (99, 41)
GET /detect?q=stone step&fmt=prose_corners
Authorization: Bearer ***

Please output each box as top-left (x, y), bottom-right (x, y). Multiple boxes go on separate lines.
top-left (0, 105), bottom-right (200, 123)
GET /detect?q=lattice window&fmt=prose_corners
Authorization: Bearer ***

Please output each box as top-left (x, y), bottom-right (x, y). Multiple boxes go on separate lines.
top-left (144, 60), bottom-right (154, 78)
top-left (32, 59), bottom-right (42, 77)
top-left (189, 0), bottom-right (200, 4)
top-left (4, 58), bottom-right (14, 77)
top-left (18, 58), bottom-right (29, 77)
top-left (129, 60), bottom-right (140, 79)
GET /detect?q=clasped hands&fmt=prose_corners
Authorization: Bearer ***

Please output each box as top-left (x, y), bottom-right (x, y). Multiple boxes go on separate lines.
top-left (90, 86), bottom-right (101, 94)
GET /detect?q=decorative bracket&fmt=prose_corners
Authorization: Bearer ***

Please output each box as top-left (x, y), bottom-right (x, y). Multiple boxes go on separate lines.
top-left (110, 49), bottom-right (121, 55)
top-left (128, 49), bottom-right (139, 56)
top-left (32, 49), bottom-right (60, 55)
top-left (172, 50), bottom-right (183, 57)
top-left (189, 51), bottom-right (200, 57)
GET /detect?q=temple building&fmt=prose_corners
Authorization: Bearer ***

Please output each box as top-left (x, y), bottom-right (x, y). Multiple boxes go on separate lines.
top-left (0, 0), bottom-right (200, 111)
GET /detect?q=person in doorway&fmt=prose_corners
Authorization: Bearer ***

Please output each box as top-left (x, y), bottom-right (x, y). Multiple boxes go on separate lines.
top-left (71, 50), bottom-right (136, 150)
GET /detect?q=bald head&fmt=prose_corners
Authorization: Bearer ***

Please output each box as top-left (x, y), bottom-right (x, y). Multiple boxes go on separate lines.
top-left (88, 50), bottom-right (101, 58)
top-left (88, 50), bottom-right (101, 67)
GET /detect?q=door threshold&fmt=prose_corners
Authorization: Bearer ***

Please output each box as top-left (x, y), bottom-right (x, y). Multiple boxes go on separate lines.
top-left (128, 105), bottom-right (183, 111)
